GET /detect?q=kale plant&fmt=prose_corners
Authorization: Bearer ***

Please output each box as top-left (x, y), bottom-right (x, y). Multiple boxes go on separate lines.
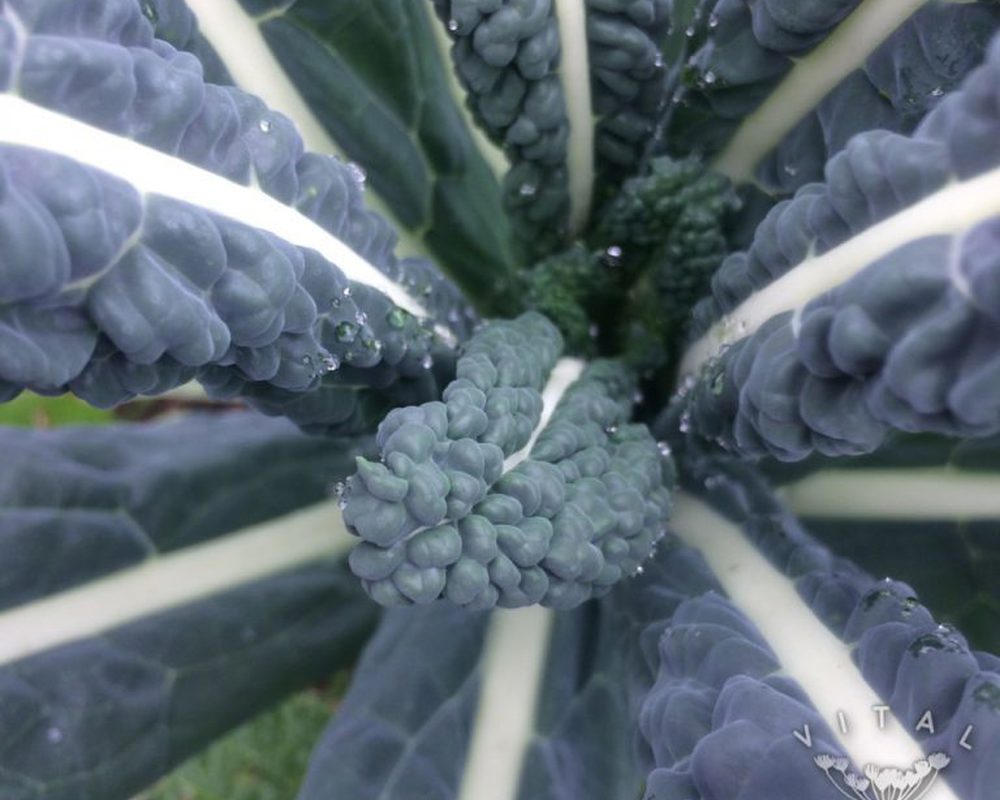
top-left (1, 0), bottom-right (1000, 798)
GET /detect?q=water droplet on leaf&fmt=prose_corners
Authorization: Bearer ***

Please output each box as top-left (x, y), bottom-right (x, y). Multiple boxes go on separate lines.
top-left (386, 308), bottom-right (408, 329)
top-left (347, 162), bottom-right (366, 186)
top-left (335, 322), bottom-right (358, 343)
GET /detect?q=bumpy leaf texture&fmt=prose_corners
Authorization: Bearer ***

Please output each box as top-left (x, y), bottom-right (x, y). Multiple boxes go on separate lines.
top-left (634, 449), bottom-right (1000, 800)
top-left (346, 313), bottom-right (673, 609)
top-left (194, 0), bottom-right (519, 308)
top-left (1, 1), bottom-right (999, 799)
top-left (432, 0), bottom-right (572, 256)
top-left (0, 0), bottom-right (475, 433)
top-left (676, 35), bottom-right (1000, 461)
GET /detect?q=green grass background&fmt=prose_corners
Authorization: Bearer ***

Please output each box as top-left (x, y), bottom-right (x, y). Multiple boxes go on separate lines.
top-left (2, 393), bottom-right (347, 800)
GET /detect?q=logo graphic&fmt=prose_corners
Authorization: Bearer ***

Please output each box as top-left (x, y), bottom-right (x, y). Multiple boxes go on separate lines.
top-left (812, 752), bottom-right (951, 800)
top-left (793, 705), bottom-right (973, 800)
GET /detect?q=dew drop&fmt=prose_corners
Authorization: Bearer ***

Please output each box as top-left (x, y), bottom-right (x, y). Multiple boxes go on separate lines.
top-left (518, 182), bottom-right (537, 197)
top-left (929, 86), bottom-right (944, 97)
top-left (685, 25), bottom-right (695, 37)
top-left (421, 353), bottom-right (434, 370)
top-left (604, 244), bottom-right (623, 265)
top-left (329, 480), bottom-right (346, 499)
top-left (342, 286), bottom-right (352, 298)
top-left (708, 13), bottom-right (719, 29)
top-left (258, 118), bottom-right (272, 133)
top-left (635, 565), bottom-right (645, 576)
top-left (653, 53), bottom-right (664, 69)
top-left (783, 163), bottom-right (799, 177)
top-left (703, 70), bottom-right (717, 86)
top-left (605, 424), bottom-right (619, 436)
top-left (355, 309), bottom-right (368, 326)
top-left (447, 17), bottom-right (459, 32)
top-left (347, 162), bottom-right (367, 186)
top-left (335, 321), bottom-right (359, 343)
top-left (657, 441), bottom-right (673, 458)
top-left (321, 353), bottom-right (341, 372)
top-left (386, 307), bottom-right (408, 329)
top-left (679, 410), bottom-right (692, 434)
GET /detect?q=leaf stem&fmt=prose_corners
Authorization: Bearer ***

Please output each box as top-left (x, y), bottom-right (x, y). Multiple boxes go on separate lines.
top-left (183, 0), bottom-right (431, 260)
top-left (0, 501), bottom-right (354, 666)
top-left (712, 0), bottom-right (926, 183)
top-left (0, 96), bottom-right (455, 345)
top-left (458, 606), bottom-right (554, 800)
top-left (679, 164), bottom-right (1000, 378)
top-left (554, 0), bottom-right (596, 236)
top-left (669, 492), bottom-right (961, 800)
top-left (781, 468), bottom-right (1000, 520)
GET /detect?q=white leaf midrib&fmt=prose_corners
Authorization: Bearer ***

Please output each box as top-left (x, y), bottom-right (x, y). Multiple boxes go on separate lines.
top-left (0, 501), bottom-right (354, 666)
top-left (670, 493), bottom-right (962, 800)
top-left (712, 0), bottom-right (928, 183)
top-left (680, 165), bottom-right (1000, 377)
top-left (503, 356), bottom-right (587, 472)
top-left (553, 0), bottom-right (595, 236)
top-left (781, 467), bottom-right (1000, 519)
top-left (393, 356), bottom-right (585, 550)
top-left (458, 606), bottom-right (554, 800)
top-left (183, 0), bottom-right (432, 260)
top-left (0, 96), bottom-right (455, 345)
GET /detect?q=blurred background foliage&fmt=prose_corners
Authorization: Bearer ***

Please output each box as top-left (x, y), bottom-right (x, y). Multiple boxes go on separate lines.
top-left (0, 394), bottom-right (347, 799)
